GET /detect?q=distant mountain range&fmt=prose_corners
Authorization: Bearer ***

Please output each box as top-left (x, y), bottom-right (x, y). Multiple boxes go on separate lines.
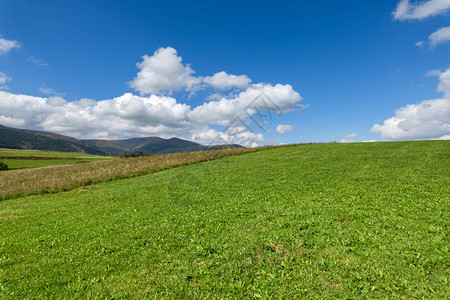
top-left (0, 125), bottom-right (243, 155)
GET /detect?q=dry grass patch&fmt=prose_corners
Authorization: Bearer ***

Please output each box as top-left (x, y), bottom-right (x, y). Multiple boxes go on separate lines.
top-left (0, 147), bottom-right (264, 201)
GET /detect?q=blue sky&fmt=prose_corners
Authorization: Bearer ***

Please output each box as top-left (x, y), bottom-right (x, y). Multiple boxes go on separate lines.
top-left (0, 0), bottom-right (449, 145)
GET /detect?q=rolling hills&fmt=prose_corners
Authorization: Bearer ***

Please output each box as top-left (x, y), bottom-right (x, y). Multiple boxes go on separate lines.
top-left (0, 125), bottom-right (105, 155)
top-left (0, 124), bottom-right (242, 155)
top-left (83, 136), bottom-right (242, 155)
top-left (0, 140), bottom-right (448, 298)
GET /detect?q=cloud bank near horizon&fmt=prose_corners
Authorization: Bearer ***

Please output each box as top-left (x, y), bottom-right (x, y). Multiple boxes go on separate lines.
top-left (376, 1), bottom-right (450, 141)
top-left (0, 47), bottom-right (305, 147)
top-left (371, 67), bottom-right (450, 140)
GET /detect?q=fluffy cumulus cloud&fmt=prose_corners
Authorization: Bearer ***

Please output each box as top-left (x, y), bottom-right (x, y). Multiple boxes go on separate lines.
top-left (371, 67), bottom-right (450, 140)
top-left (128, 47), bottom-right (201, 95)
top-left (0, 91), bottom-right (196, 139)
top-left (384, 1), bottom-right (450, 140)
top-left (0, 37), bottom-right (20, 55)
top-left (192, 127), bottom-right (264, 148)
top-left (129, 47), bottom-right (254, 95)
top-left (393, 0), bottom-right (450, 20)
top-left (0, 47), bottom-right (305, 146)
top-left (203, 71), bottom-right (251, 90)
top-left (191, 83), bottom-right (303, 126)
top-left (0, 89), bottom-right (300, 146)
top-left (276, 124), bottom-right (293, 134)
top-left (0, 46), bottom-right (304, 146)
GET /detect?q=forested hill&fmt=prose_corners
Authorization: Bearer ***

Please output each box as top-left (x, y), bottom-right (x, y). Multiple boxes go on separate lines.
top-left (0, 125), bottom-right (242, 155)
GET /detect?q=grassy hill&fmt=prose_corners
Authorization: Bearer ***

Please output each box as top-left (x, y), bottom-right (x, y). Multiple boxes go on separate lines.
top-left (0, 147), bottom-right (256, 200)
top-left (0, 141), bottom-right (448, 298)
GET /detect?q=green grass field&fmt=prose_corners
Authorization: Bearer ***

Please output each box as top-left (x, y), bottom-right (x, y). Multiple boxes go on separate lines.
top-left (0, 141), bottom-right (448, 298)
top-left (0, 148), bottom-right (110, 169)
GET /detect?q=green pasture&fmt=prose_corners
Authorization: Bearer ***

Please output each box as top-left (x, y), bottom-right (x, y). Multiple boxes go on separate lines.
top-left (0, 148), bottom-right (110, 169)
top-left (0, 141), bottom-right (448, 298)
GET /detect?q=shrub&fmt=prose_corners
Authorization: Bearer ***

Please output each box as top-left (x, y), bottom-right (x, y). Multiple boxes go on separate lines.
top-left (0, 161), bottom-right (8, 171)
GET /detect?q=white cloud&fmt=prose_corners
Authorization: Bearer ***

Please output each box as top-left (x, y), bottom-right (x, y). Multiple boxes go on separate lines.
top-left (393, 0), bottom-right (450, 20)
top-left (0, 115), bottom-right (25, 127)
top-left (0, 72), bottom-right (11, 90)
top-left (39, 86), bottom-right (65, 96)
top-left (432, 134), bottom-right (450, 139)
top-left (0, 84), bottom-right (303, 146)
top-left (129, 47), bottom-right (255, 97)
top-left (276, 124), bottom-right (293, 134)
top-left (191, 83), bottom-right (304, 126)
top-left (192, 127), bottom-right (264, 147)
top-left (128, 47), bottom-right (201, 95)
top-left (203, 71), bottom-right (251, 90)
top-left (0, 38), bottom-right (20, 55)
top-left (414, 27), bottom-right (450, 48)
top-left (426, 69), bottom-right (442, 76)
top-left (371, 67), bottom-right (450, 140)
top-left (205, 93), bottom-right (223, 101)
top-left (0, 46), bottom-right (305, 147)
top-left (344, 133), bottom-right (357, 139)
top-left (371, 99), bottom-right (450, 139)
top-left (429, 26), bottom-right (450, 48)
top-left (338, 139), bottom-right (355, 143)
top-left (0, 91), bottom-right (196, 140)
top-left (0, 72), bottom-right (11, 85)
top-left (338, 133), bottom-right (357, 143)
top-left (363, 140), bottom-right (377, 143)
top-left (28, 56), bottom-right (48, 67)
top-left (438, 67), bottom-right (450, 96)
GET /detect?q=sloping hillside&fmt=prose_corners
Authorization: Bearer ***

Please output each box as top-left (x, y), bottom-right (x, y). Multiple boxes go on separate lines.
top-left (0, 141), bottom-right (448, 298)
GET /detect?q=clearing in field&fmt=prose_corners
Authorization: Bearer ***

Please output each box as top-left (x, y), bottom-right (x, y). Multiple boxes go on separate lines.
top-left (0, 141), bottom-right (448, 298)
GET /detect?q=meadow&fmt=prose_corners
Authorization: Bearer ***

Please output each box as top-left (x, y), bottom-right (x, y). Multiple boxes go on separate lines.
top-left (0, 141), bottom-right (448, 298)
top-left (0, 148), bottom-right (111, 169)
top-left (0, 147), bottom-right (259, 200)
